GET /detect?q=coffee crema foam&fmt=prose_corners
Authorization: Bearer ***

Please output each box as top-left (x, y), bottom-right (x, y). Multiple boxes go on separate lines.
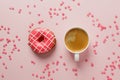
top-left (65, 28), bottom-right (88, 52)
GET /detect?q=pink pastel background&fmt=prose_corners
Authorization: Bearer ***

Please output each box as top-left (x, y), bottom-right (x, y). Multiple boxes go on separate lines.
top-left (0, 0), bottom-right (120, 80)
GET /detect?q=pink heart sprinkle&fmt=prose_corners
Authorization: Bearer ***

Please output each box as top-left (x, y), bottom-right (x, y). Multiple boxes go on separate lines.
top-left (0, 56), bottom-right (2, 59)
top-left (91, 63), bottom-right (94, 67)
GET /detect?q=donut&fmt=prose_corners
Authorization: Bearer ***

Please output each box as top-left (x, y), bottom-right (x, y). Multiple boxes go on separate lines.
top-left (28, 27), bottom-right (56, 54)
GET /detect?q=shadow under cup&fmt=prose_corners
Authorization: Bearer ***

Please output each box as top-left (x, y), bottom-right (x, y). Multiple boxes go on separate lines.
top-left (64, 27), bottom-right (89, 61)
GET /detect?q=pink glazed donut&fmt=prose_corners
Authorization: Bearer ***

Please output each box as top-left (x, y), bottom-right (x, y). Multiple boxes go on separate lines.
top-left (28, 27), bottom-right (56, 54)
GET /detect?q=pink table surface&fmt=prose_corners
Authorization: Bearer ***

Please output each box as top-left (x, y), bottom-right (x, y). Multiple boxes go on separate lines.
top-left (0, 0), bottom-right (120, 80)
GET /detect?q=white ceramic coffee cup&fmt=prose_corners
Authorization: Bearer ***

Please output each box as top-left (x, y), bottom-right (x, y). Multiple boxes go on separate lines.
top-left (64, 27), bottom-right (89, 62)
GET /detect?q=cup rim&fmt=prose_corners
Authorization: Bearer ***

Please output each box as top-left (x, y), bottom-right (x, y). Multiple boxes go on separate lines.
top-left (64, 27), bottom-right (90, 54)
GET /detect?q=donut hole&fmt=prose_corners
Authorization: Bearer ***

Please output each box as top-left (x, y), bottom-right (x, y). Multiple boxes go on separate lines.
top-left (37, 35), bottom-right (44, 42)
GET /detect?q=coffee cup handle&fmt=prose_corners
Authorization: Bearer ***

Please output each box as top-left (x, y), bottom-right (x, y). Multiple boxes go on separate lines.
top-left (74, 53), bottom-right (79, 61)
